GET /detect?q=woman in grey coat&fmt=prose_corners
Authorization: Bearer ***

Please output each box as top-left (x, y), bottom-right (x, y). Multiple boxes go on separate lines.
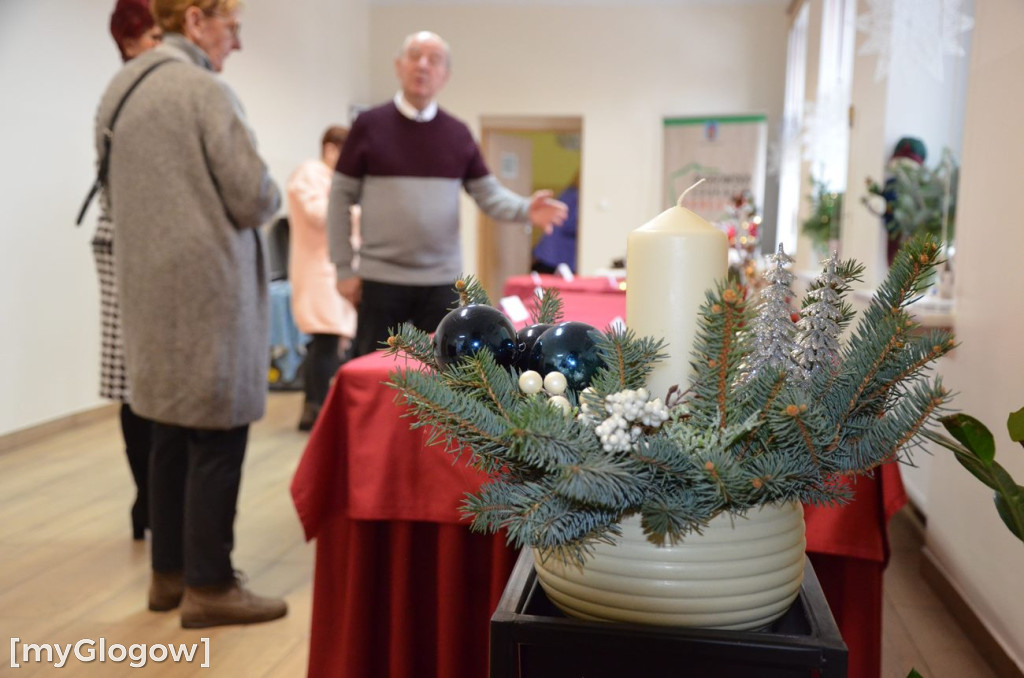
top-left (96, 0), bottom-right (284, 628)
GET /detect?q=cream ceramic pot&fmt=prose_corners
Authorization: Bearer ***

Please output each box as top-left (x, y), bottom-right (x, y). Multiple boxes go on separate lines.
top-left (533, 501), bottom-right (806, 630)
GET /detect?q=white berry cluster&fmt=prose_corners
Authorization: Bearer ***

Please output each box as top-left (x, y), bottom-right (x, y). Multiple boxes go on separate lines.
top-left (586, 388), bottom-right (669, 452)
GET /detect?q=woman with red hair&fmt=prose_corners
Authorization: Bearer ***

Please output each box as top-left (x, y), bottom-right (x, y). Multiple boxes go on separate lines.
top-left (110, 0), bottom-right (163, 61)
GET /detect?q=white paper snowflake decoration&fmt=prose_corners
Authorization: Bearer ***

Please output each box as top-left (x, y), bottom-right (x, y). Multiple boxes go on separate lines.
top-left (856, 0), bottom-right (974, 83)
top-left (800, 89), bottom-right (850, 189)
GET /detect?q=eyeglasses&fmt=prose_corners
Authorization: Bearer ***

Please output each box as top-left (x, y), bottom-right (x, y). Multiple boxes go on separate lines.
top-left (206, 12), bottom-right (241, 39)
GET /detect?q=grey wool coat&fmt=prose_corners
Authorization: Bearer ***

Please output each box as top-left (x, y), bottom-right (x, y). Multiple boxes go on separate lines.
top-left (95, 34), bottom-right (280, 429)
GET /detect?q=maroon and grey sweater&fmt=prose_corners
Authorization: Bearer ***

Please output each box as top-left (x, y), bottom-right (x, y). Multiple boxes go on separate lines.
top-left (327, 102), bottom-right (529, 286)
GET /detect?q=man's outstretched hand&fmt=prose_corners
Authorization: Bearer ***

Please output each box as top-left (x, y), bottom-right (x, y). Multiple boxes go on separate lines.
top-left (528, 190), bottom-right (568, 234)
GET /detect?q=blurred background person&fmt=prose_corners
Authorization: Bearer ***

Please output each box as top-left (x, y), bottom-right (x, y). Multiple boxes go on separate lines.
top-left (287, 125), bottom-right (360, 431)
top-left (110, 0), bottom-right (163, 60)
top-left (92, 0), bottom-right (163, 542)
top-left (327, 30), bottom-right (568, 358)
top-left (531, 171), bottom-right (579, 274)
top-left (95, 0), bottom-right (285, 628)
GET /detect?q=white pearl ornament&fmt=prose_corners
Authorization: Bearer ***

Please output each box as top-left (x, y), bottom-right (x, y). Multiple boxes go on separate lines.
top-left (548, 395), bottom-right (572, 415)
top-left (543, 371), bottom-right (568, 395)
top-left (518, 370), bottom-right (543, 395)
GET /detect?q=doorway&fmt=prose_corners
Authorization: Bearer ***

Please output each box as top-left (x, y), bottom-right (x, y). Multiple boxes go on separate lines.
top-left (477, 115), bottom-right (583, 301)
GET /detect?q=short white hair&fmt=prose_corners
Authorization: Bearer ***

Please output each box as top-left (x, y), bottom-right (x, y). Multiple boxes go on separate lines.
top-left (398, 31), bottom-right (451, 68)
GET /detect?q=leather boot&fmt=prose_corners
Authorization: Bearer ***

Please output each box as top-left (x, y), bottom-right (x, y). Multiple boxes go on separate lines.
top-left (149, 571), bottom-right (185, 611)
top-left (180, 578), bottom-right (288, 629)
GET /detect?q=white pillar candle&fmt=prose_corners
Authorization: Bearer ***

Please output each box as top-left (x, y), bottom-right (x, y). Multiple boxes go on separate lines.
top-left (626, 187), bottom-right (728, 399)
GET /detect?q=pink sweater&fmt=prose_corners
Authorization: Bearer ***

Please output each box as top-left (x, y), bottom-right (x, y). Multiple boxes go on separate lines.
top-left (287, 159), bottom-right (358, 337)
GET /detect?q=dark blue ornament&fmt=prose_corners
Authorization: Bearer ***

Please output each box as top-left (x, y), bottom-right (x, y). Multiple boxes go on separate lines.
top-left (529, 321), bottom-right (603, 391)
top-left (433, 304), bottom-right (519, 370)
top-left (513, 323), bottom-right (552, 371)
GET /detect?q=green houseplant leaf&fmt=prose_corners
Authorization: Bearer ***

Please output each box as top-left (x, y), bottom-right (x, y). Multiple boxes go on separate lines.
top-left (1007, 406), bottom-right (1024, 444)
top-left (926, 411), bottom-right (1024, 544)
top-left (940, 413), bottom-right (995, 466)
top-left (994, 484), bottom-right (1024, 542)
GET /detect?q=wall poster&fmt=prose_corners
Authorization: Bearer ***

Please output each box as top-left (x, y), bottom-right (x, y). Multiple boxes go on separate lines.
top-left (662, 114), bottom-right (768, 220)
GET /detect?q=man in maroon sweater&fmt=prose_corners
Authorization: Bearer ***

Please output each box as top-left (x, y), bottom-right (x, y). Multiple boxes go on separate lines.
top-left (327, 31), bottom-right (567, 357)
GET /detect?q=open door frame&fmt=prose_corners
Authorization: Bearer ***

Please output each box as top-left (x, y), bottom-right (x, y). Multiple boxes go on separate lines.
top-left (478, 115), bottom-right (583, 300)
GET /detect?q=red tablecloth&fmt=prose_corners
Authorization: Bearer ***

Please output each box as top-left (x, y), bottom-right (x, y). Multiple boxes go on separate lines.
top-left (291, 286), bottom-right (904, 678)
top-left (501, 273), bottom-right (625, 301)
top-left (291, 349), bottom-right (520, 678)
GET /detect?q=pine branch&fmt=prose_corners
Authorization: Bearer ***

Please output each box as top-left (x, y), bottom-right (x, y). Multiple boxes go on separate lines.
top-left (454, 275), bottom-right (491, 307)
top-left (587, 327), bottom-right (666, 396)
top-left (550, 449), bottom-right (652, 510)
top-left (388, 367), bottom-right (510, 465)
top-left (384, 322), bottom-right (437, 367)
top-left (530, 288), bottom-right (565, 325)
top-left (862, 329), bottom-right (956, 403)
top-left (465, 479), bottom-right (624, 564)
top-left (503, 396), bottom-right (593, 471)
top-left (687, 282), bottom-right (749, 429)
top-left (443, 349), bottom-right (518, 418)
top-left (861, 236), bottom-right (942, 329)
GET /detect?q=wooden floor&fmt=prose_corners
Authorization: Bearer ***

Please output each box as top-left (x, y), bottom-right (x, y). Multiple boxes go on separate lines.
top-left (0, 392), bottom-right (1001, 677)
top-left (0, 393), bottom-right (313, 677)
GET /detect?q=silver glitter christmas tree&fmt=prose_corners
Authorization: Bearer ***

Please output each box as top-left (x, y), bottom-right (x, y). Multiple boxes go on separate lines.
top-left (747, 243), bottom-right (798, 379)
top-left (792, 253), bottom-right (844, 380)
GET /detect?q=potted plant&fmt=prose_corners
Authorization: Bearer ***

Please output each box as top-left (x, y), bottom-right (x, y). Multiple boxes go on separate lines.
top-left (926, 408), bottom-right (1024, 543)
top-left (385, 235), bottom-right (954, 629)
top-left (863, 143), bottom-right (959, 265)
top-left (802, 176), bottom-right (843, 256)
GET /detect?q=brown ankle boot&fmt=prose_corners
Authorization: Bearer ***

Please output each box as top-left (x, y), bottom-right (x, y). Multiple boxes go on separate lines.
top-left (149, 571), bottom-right (185, 611)
top-left (179, 576), bottom-right (287, 629)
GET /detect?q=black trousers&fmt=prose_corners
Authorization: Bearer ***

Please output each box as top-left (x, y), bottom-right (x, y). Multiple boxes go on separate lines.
top-left (120, 404), bottom-right (152, 531)
top-left (352, 280), bottom-right (459, 358)
top-left (149, 422), bottom-right (248, 587)
top-left (304, 333), bottom-right (342, 406)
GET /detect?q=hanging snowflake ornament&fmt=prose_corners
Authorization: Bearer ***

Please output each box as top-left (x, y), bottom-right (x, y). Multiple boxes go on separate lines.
top-left (800, 89), bottom-right (850, 188)
top-left (856, 0), bottom-right (974, 83)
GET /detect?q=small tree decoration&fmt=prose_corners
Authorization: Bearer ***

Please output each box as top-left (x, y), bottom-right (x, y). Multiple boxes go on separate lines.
top-left (746, 244), bottom-right (799, 381)
top-left (792, 253), bottom-right (864, 381)
top-left (387, 236), bottom-right (955, 564)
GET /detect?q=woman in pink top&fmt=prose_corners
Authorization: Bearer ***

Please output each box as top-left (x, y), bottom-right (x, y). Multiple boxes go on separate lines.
top-left (288, 126), bottom-right (359, 430)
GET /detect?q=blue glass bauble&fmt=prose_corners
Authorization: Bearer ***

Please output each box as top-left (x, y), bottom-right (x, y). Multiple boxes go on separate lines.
top-left (529, 321), bottom-right (603, 391)
top-left (433, 304), bottom-right (519, 370)
top-left (513, 323), bottom-right (552, 371)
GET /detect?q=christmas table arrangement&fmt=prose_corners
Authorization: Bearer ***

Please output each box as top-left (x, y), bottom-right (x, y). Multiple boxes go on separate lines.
top-left (385, 195), bottom-right (954, 629)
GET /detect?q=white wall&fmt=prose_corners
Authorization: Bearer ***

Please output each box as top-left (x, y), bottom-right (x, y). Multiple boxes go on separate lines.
top-left (924, 0), bottom-right (1024, 666)
top-left (368, 3), bottom-right (789, 278)
top-left (0, 0), bottom-right (368, 437)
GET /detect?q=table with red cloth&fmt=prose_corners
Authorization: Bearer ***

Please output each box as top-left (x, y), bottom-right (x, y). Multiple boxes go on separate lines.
top-left (290, 277), bottom-right (905, 678)
top-left (501, 272), bottom-right (625, 300)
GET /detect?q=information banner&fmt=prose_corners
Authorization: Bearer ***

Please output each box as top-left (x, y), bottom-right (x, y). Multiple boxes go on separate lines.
top-left (663, 115), bottom-right (768, 220)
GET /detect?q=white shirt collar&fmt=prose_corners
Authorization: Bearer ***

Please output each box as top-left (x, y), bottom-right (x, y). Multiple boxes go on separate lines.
top-left (394, 92), bottom-right (438, 122)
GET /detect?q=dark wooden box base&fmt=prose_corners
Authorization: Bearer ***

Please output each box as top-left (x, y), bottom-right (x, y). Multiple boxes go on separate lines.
top-left (490, 550), bottom-right (847, 678)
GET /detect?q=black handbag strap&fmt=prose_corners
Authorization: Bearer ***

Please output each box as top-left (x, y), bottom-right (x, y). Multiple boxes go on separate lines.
top-left (75, 58), bottom-right (175, 226)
